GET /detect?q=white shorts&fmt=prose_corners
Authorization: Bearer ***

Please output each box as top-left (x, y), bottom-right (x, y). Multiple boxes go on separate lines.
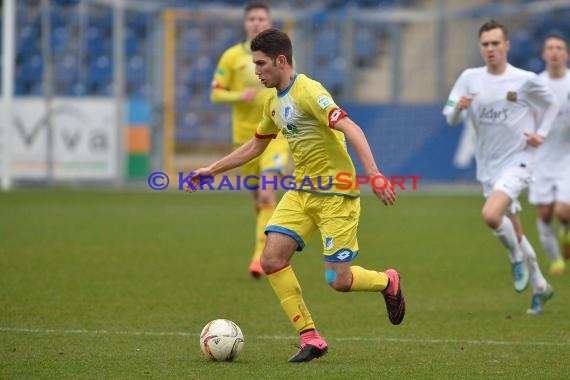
top-left (528, 175), bottom-right (570, 205)
top-left (482, 165), bottom-right (531, 215)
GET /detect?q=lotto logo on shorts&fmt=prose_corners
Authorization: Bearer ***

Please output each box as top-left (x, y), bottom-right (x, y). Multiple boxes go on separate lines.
top-left (325, 249), bottom-right (358, 263)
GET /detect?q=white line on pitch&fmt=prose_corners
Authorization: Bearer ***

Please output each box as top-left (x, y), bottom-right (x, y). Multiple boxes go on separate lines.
top-left (1, 327), bottom-right (569, 347)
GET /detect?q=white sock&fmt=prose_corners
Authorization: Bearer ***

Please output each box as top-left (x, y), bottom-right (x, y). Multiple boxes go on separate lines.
top-left (520, 235), bottom-right (548, 293)
top-left (493, 216), bottom-right (524, 263)
top-left (537, 219), bottom-right (562, 262)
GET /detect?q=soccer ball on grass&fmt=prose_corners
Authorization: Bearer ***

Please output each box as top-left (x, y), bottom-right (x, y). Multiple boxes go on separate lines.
top-left (199, 319), bottom-right (244, 361)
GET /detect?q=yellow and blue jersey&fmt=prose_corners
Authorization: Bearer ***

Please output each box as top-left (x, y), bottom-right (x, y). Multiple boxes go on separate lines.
top-left (256, 73), bottom-right (358, 197)
top-left (211, 42), bottom-right (273, 145)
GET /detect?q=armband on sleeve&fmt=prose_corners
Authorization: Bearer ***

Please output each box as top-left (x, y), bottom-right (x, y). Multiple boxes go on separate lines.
top-left (328, 108), bottom-right (347, 128)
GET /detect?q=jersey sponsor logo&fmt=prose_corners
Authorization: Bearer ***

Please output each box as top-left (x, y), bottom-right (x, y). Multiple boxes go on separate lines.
top-left (506, 91), bottom-right (517, 102)
top-left (325, 237), bottom-right (334, 250)
top-left (479, 107), bottom-right (508, 123)
top-left (284, 106), bottom-right (292, 120)
top-left (317, 95), bottom-right (333, 109)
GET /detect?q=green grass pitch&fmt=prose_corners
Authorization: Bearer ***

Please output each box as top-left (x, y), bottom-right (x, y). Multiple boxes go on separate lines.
top-left (1, 190), bottom-right (569, 379)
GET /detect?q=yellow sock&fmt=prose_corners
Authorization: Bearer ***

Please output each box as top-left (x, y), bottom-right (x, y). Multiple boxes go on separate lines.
top-left (267, 265), bottom-right (315, 333)
top-left (253, 205), bottom-right (275, 261)
top-left (349, 266), bottom-right (389, 292)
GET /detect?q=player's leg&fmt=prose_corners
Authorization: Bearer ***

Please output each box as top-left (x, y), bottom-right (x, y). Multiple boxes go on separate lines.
top-left (513, 217), bottom-right (548, 294)
top-left (482, 190), bottom-right (528, 291)
top-left (262, 232), bottom-right (312, 333)
top-left (554, 201), bottom-right (570, 260)
top-left (509, 212), bottom-right (554, 314)
top-left (249, 139), bottom-right (289, 278)
top-left (240, 157), bottom-right (270, 278)
top-left (318, 195), bottom-right (405, 325)
top-left (324, 261), bottom-right (405, 326)
top-left (537, 204), bottom-right (565, 274)
top-left (262, 191), bottom-right (324, 362)
top-left (241, 158), bottom-right (262, 277)
top-left (529, 178), bottom-right (564, 274)
top-left (484, 167), bottom-right (535, 291)
top-left (263, 232), bottom-right (327, 363)
top-left (248, 184), bottom-right (275, 278)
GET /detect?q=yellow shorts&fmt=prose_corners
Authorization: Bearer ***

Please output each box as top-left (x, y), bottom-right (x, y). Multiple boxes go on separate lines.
top-left (265, 190), bottom-right (360, 262)
top-left (240, 138), bottom-right (289, 180)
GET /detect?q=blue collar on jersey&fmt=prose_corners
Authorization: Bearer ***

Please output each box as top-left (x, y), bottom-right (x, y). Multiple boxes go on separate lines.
top-left (277, 72), bottom-right (298, 98)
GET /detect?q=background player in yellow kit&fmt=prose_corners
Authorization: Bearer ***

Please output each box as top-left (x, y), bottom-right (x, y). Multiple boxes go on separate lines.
top-left (210, 2), bottom-right (289, 278)
top-left (190, 28), bottom-right (405, 363)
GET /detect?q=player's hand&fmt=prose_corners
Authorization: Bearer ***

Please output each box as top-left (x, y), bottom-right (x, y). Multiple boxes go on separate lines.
top-left (372, 176), bottom-right (397, 206)
top-left (239, 88), bottom-right (257, 102)
top-left (457, 95), bottom-right (474, 110)
top-left (523, 132), bottom-right (544, 148)
top-left (183, 168), bottom-right (213, 193)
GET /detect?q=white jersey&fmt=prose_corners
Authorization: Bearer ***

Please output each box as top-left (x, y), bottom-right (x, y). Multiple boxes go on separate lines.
top-left (534, 70), bottom-right (570, 178)
top-left (443, 64), bottom-right (559, 182)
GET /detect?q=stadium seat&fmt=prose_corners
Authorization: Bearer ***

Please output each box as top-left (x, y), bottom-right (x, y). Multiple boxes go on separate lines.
top-left (212, 27), bottom-right (238, 55)
top-left (354, 24), bottom-right (379, 66)
top-left (20, 55), bottom-right (43, 82)
top-left (54, 54), bottom-right (79, 82)
top-left (188, 56), bottom-right (214, 87)
top-left (87, 55), bottom-right (112, 95)
top-left (66, 82), bottom-right (87, 96)
top-left (313, 25), bottom-right (341, 62)
top-left (126, 55), bottom-right (147, 84)
top-left (326, 57), bottom-right (347, 97)
top-left (181, 28), bottom-right (204, 55)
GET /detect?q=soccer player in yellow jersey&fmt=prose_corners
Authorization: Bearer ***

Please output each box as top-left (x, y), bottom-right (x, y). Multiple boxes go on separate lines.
top-left (210, 2), bottom-right (289, 279)
top-left (189, 28), bottom-right (405, 362)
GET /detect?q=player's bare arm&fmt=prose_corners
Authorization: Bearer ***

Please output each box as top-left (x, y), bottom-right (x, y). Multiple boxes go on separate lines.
top-left (239, 88), bottom-right (258, 102)
top-left (184, 137), bottom-right (271, 193)
top-left (211, 86), bottom-right (255, 105)
top-left (333, 117), bottom-right (397, 206)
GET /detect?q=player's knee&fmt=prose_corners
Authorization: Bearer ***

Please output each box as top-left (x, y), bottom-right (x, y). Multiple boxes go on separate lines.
top-left (556, 209), bottom-right (570, 224)
top-left (538, 206), bottom-right (553, 224)
top-left (260, 250), bottom-right (292, 274)
top-left (554, 205), bottom-right (570, 224)
top-left (260, 254), bottom-right (281, 274)
top-left (259, 256), bottom-right (273, 274)
top-left (539, 213), bottom-right (553, 224)
top-left (482, 209), bottom-right (502, 229)
top-left (257, 193), bottom-right (275, 207)
top-left (325, 268), bottom-right (351, 292)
